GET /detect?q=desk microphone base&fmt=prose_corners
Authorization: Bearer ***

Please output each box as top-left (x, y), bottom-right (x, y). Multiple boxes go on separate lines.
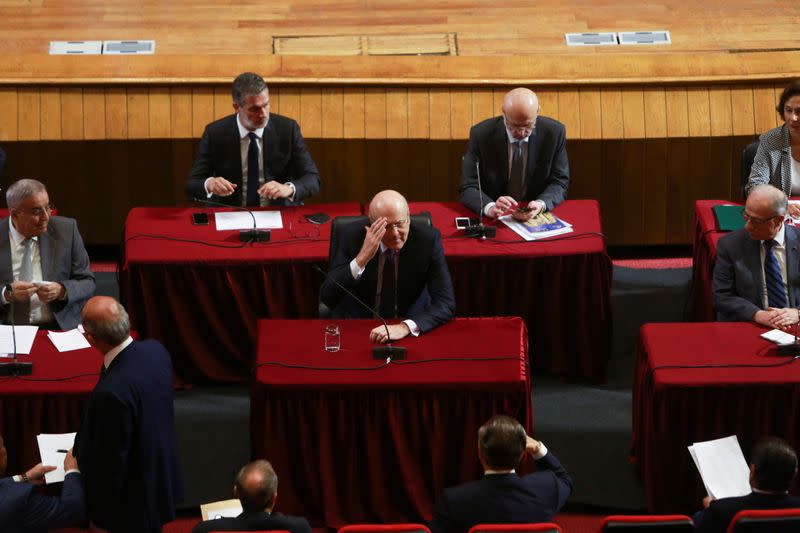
top-left (465, 224), bottom-right (496, 239)
top-left (240, 229), bottom-right (271, 242)
top-left (373, 345), bottom-right (407, 360)
top-left (777, 343), bottom-right (800, 357)
top-left (0, 361), bottom-right (33, 376)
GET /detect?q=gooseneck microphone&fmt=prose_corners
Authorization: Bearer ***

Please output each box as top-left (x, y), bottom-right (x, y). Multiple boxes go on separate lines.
top-left (192, 196), bottom-right (271, 243)
top-left (0, 287), bottom-right (33, 376)
top-left (314, 265), bottom-right (407, 361)
top-left (466, 158), bottom-right (496, 239)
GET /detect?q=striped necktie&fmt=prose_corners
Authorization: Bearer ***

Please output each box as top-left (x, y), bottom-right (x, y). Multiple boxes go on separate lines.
top-left (764, 239), bottom-right (788, 308)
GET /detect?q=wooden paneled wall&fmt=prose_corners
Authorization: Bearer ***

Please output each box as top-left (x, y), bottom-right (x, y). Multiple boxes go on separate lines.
top-left (0, 135), bottom-right (753, 247)
top-left (0, 83), bottom-right (785, 142)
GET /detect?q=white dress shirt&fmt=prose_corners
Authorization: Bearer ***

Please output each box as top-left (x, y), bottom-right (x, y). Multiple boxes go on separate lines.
top-left (2, 221), bottom-right (54, 324)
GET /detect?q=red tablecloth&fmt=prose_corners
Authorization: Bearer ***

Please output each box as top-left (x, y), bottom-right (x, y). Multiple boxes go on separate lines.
top-left (409, 200), bottom-right (612, 381)
top-left (119, 203), bottom-right (362, 383)
top-left (251, 317), bottom-right (532, 528)
top-left (631, 322), bottom-right (800, 513)
top-left (689, 200), bottom-right (738, 321)
top-left (0, 330), bottom-right (100, 476)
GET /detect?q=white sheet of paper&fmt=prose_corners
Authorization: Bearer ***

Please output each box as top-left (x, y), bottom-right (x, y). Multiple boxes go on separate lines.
top-left (200, 499), bottom-right (243, 520)
top-left (48, 328), bottom-right (91, 352)
top-left (688, 435), bottom-right (751, 499)
top-left (214, 211), bottom-right (283, 231)
top-left (0, 325), bottom-right (39, 354)
top-left (761, 328), bottom-right (797, 345)
top-left (36, 432), bottom-right (76, 484)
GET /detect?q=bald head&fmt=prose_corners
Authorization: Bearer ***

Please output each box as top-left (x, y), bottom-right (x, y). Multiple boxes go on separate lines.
top-left (502, 88), bottom-right (539, 140)
top-left (235, 460), bottom-right (279, 513)
top-left (82, 296), bottom-right (131, 349)
top-left (368, 190), bottom-right (411, 251)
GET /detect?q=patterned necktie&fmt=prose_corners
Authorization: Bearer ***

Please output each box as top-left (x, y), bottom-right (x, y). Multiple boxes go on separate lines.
top-left (14, 238), bottom-right (33, 325)
top-left (378, 249), bottom-right (397, 319)
top-left (246, 132), bottom-right (260, 207)
top-left (764, 239), bottom-right (788, 308)
top-left (508, 140), bottom-right (526, 201)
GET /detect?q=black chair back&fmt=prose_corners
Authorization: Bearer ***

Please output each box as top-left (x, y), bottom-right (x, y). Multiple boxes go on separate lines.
top-left (740, 140), bottom-right (759, 199)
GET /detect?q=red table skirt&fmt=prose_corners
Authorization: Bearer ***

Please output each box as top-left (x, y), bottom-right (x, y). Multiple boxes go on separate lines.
top-left (251, 318), bottom-right (532, 527)
top-left (631, 322), bottom-right (800, 513)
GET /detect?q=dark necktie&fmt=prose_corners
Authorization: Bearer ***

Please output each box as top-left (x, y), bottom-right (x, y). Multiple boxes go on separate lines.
top-left (508, 140), bottom-right (526, 201)
top-left (764, 239), bottom-right (788, 308)
top-left (378, 249), bottom-right (397, 319)
top-left (246, 132), bottom-right (260, 207)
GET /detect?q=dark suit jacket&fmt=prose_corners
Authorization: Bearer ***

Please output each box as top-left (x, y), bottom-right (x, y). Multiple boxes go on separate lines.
top-left (460, 115), bottom-right (570, 214)
top-left (190, 510), bottom-right (312, 533)
top-left (320, 220), bottom-right (455, 333)
top-left (0, 471), bottom-right (85, 533)
top-left (0, 216), bottom-right (95, 330)
top-left (186, 113), bottom-right (320, 206)
top-left (0, 146), bottom-right (6, 178)
top-left (713, 225), bottom-right (800, 321)
top-left (429, 451), bottom-right (573, 533)
top-left (74, 339), bottom-right (183, 533)
top-left (693, 491), bottom-right (800, 533)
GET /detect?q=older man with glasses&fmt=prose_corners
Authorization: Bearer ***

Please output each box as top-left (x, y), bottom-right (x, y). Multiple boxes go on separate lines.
top-left (460, 87), bottom-right (570, 222)
top-left (0, 178), bottom-right (94, 330)
top-left (320, 189), bottom-right (455, 343)
top-left (713, 184), bottom-right (800, 329)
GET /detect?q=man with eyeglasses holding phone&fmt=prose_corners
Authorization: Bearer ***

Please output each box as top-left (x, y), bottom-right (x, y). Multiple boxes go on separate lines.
top-left (320, 189), bottom-right (455, 343)
top-left (460, 87), bottom-right (570, 222)
top-left (0, 178), bottom-right (95, 330)
top-left (713, 184), bottom-right (800, 329)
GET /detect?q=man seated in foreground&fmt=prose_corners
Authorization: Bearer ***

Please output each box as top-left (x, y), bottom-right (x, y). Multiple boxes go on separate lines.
top-left (693, 436), bottom-right (800, 533)
top-left (429, 415), bottom-right (573, 533)
top-left (191, 459), bottom-right (311, 533)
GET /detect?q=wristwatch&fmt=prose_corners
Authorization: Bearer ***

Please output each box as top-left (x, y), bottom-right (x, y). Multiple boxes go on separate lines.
top-left (3, 283), bottom-right (11, 301)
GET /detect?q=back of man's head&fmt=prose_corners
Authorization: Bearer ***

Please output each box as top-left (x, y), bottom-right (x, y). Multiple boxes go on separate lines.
top-left (751, 437), bottom-right (798, 493)
top-left (81, 296), bottom-right (131, 348)
top-left (478, 415), bottom-right (526, 470)
top-left (235, 460), bottom-right (279, 513)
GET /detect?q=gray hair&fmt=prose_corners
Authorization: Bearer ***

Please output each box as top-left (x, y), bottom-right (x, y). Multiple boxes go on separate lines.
top-left (235, 459), bottom-right (278, 512)
top-left (232, 72), bottom-right (268, 107)
top-left (82, 299), bottom-right (131, 345)
top-left (6, 179), bottom-right (46, 209)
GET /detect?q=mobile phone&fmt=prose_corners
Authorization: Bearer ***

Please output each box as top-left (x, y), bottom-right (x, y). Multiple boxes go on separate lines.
top-left (192, 212), bottom-right (209, 225)
top-left (515, 206), bottom-right (533, 214)
top-left (455, 217), bottom-right (478, 229)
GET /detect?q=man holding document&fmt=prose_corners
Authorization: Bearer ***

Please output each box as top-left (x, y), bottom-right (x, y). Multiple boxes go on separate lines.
top-left (693, 437), bottom-right (800, 533)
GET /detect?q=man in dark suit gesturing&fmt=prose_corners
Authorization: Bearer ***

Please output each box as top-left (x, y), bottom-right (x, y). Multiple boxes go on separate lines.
top-left (0, 179), bottom-right (95, 330)
top-left (460, 87), bottom-right (570, 221)
top-left (186, 71), bottom-right (320, 207)
top-left (693, 437), bottom-right (800, 533)
top-left (429, 415), bottom-right (573, 533)
top-left (191, 460), bottom-right (311, 533)
top-left (0, 434), bottom-right (85, 532)
top-left (320, 189), bottom-right (455, 343)
top-left (74, 296), bottom-right (182, 533)
top-left (713, 184), bottom-right (800, 328)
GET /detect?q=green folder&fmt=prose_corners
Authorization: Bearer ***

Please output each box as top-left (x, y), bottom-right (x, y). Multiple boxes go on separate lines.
top-left (712, 205), bottom-right (745, 231)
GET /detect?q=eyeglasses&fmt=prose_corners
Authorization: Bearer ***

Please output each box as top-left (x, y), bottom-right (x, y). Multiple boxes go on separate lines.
top-left (16, 204), bottom-right (54, 217)
top-left (385, 219), bottom-right (408, 230)
top-left (742, 211), bottom-right (782, 225)
top-left (503, 116), bottom-right (537, 132)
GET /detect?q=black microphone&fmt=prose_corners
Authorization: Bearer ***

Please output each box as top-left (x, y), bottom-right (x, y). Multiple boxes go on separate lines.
top-left (0, 286), bottom-right (33, 376)
top-left (465, 158), bottom-right (496, 239)
top-left (778, 311), bottom-right (800, 357)
top-left (192, 196), bottom-right (270, 243)
top-left (314, 265), bottom-right (407, 361)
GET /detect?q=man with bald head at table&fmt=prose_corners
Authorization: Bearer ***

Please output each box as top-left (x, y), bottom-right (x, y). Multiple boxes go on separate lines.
top-left (320, 189), bottom-right (455, 343)
top-left (460, 87), bottom-right (570, 221)
top-left (74, 296), bottom-right (182, 533)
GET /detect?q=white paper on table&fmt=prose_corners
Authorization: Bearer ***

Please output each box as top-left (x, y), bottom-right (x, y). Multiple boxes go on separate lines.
top-left (761, 328), bottom-right (797, 345)
top-left (48, 328), bottom-right (91, 352)
top-left (214, 211), bottom-right (283, 231)
top-left (0, 325), bottom-right (39, 354)
top-left (36, 432), bottom-right (76, 484)
top-left (688, 435), bottom-right (751, 499)
top-left (200, 499), bottom-right (243, 520)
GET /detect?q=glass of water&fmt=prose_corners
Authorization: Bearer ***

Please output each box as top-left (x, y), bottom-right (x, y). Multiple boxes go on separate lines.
top-left (324, 324), bottom-right (340, 352)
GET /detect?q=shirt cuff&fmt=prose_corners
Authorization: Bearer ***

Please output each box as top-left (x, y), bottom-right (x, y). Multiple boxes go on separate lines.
top-left (65, 469), bottom-right (80, 476)
top-left (484, 202), bottom-right (496, 217)
top-left (13, 474), bottom-right (22, 482)
top-left (349, 258), bottom-right (365, 280)
top-left (532, 442), bottom-right (548, 460)
top-left (286, 182), bottom-right (296, 201)
top-left (403, 319), bottom-right (420, 336)
top-left (203, 177), bottom-right (214, 198)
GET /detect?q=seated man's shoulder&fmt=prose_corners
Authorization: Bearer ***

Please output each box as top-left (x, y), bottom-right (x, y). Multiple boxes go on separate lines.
top-left (192, 512), bottom-right (310, 533)
top-left (535, 115), bottom-right (566, 134)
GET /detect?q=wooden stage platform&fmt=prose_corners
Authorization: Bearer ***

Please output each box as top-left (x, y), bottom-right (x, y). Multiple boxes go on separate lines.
top-left (1, 1), bottom-right (799, 245)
